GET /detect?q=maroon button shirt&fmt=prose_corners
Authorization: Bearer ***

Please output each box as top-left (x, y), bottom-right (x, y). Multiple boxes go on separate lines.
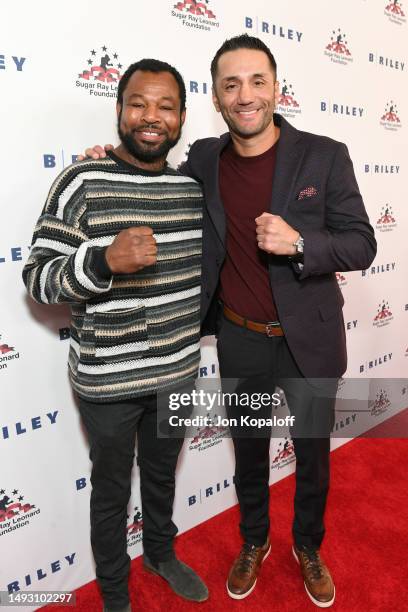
top-left (219, 140), bottom-right (279, 322)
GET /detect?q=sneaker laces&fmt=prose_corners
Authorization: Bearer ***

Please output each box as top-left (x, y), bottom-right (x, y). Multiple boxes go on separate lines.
top-left (300, 548), bottom-right (324, 581)
top-left (235, 543), bottom-right (260, 575)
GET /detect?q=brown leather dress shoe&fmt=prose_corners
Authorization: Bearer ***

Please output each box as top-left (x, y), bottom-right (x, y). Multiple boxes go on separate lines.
top-left (226, 537), bottom-right (271, 599)
top-left (293, 545), bottom-right (335, 608)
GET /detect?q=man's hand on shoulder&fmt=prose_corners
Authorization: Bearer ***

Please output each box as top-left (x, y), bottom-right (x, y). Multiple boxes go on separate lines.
top-left (255, 213), bottom-right (299, 256)
top-left (105, 227), bottom-right (158, 274)
top-left (77, 144), bottom-right (114, 161)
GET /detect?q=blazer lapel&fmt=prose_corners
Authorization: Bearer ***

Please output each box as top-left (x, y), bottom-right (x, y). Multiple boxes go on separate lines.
top-left (206, 118), bottom-right (304, 244)
top-left (270, 115), bottom-right (305, 218)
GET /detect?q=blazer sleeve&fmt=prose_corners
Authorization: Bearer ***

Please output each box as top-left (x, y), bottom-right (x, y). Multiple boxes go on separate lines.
top-left (298, 142), bottom-right (377, 279)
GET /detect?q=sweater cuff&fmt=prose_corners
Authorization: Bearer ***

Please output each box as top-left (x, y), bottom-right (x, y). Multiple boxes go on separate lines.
top-left (88, 246), bottom-right (113, 281)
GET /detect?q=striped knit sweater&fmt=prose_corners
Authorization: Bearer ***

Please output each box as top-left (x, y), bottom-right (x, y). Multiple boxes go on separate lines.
top-left (23, 152), bottom-right (203, 402)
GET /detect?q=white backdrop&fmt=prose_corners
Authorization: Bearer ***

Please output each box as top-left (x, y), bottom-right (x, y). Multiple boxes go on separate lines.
top-left (0, 0), bottom-right (407, 607)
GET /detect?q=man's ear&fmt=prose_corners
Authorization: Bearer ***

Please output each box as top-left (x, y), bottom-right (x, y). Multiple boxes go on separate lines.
top-left (116, 102), bottom-right (122, 121)
top-left (274, 80), bottom-right (280, 106)
top-left (180, 109), bottom-right (186, 127)
top-left (212, 86), bottom-right (221, 113)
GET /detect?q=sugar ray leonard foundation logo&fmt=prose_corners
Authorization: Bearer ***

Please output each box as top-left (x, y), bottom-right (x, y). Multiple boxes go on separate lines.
top-left (370, 389), bottom-right (391, 417)
top-left (271, 437), bottom-right (295, 470)
top-left (380, 100), bottom-right (402, 131)
top-left (0, 334), bottom-right (20, 372)
top-left (188, 414), bottom-right (228, 452)
top-left (75, 45), bottom-right (123, 98)
top-left (336, 272), bottom-right (347, 288)
top-left (276, 79), bottom-right (301, 119)
top-left (376, 204), bottom-right (397, 232)
top-left (126, 505), bottom-right (143, 548)
top-left (324, 28), bottom-right (353, 65)
top-left (0, 487), bottom-right (41, 538)
top-left (171, 0), bottom-right (220, 32)
top-left (385, 0), bottom-right (406, 24)
top-left (373, 300), bottom-right (393, 328)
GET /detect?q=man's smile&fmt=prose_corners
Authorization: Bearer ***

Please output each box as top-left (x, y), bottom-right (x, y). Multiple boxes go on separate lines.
top-left (134, 129), bottom-right (165, 142)
top-left (235, 108), bottom-right (261, 119)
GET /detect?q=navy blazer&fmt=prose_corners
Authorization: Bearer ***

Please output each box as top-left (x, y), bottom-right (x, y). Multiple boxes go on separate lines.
top-left (180, 114), bottom-right (376, 378)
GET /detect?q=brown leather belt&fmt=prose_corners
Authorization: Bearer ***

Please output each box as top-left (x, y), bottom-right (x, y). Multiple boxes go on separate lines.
top-left (223, 305), bottom-right (284, 337)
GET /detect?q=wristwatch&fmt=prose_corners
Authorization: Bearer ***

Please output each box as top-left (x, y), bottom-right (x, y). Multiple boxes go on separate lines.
top-left (290, 234), bottom-right (304, 263)
top-left (293, 234), bottom-right (304, 254)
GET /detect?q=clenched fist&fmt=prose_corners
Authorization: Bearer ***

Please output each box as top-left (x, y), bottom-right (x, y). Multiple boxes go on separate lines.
top-left (105, 227), bottom-right (157, 274)
top-left (255, 213), bottom-right (299, 256)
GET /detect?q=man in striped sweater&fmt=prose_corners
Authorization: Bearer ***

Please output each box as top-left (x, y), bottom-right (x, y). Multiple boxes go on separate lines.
top-left (23, 59), bottom-right (208, 611)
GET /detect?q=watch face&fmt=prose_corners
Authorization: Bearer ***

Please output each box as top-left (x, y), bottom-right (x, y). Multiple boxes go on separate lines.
top-left (296, 237), bottom-right (304, 254)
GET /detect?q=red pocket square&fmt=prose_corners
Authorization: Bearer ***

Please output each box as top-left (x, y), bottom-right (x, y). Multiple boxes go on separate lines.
top-left (297, 186), bottom-right (318, 200)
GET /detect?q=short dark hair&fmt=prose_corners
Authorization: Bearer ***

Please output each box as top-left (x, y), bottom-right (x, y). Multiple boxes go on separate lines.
top-left (117, 58), bottom-right (186, 112)
top-left (210, 34), bottom-right (277, 83)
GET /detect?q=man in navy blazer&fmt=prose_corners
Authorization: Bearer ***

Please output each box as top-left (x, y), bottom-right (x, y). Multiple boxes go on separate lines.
top-left (182, 109), bottom-right (373, 381)
top-left (179, 35), bottom-right (376, 607)
top-left (83, 34), bottom-right (376, 609)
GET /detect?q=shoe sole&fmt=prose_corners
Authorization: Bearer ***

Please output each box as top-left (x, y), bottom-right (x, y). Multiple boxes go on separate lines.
top-left (226, 544), bottom-right (271, 600)
top-left (292, 546), bottom-right (335, 608)
top-left (143, 563), bottom-right (209, 603)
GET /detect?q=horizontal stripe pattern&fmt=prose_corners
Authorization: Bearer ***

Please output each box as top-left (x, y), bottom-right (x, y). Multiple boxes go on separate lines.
top-left (85, 285), bottom-right (201, 313)
top-left (23, 155), bottom-right (203, 402)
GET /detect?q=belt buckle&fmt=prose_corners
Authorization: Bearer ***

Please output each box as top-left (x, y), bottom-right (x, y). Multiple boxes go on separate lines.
top-left (265, 323), bottom-right (276, 337)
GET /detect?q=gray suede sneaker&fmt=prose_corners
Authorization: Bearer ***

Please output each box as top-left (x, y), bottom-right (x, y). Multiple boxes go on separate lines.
top-left (143, 555), bottom-right (209, 602)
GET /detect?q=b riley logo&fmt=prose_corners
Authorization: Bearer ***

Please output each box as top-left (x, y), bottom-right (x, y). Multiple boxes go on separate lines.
top-left (171, 0), bottom-right (220, 32)
top-left (0, 487), bottom-right (41, 538)
top-left (385, 0), bottom-right (406, 24)
top-left (376, 204), bottom-right (397, 232)
top-left (0, 334), bottom-right (20, 372)
top-left (189, 414), bottom-right (227, 452)
top-left (370, 389), bottom-right (391, 417)
top-left (380, 101), bottom-right (402, 130)
top-left (271, 437), bottom-right (295, 470)
top-left (126, 506), bottom-right (143, 548)
top-left (276, 79), bottom-right (301, 118)
top-left (324, 28), bottom-right (353, 64)
top-left (76, 45), bottom-right (123, 98)
top-left (373, 300), bottom-right (393, 327)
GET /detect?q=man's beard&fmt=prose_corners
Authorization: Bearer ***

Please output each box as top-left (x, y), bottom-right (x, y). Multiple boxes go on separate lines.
top-left (117, 116), bottom-right (182, 164)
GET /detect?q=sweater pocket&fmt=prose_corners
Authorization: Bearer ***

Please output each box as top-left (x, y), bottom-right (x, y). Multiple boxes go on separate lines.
top-left (80, 306), bottom-right (149, 365)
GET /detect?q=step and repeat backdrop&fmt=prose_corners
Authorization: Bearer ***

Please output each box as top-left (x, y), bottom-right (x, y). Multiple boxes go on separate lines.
top-left (0, 0), bottom-right (407, 606)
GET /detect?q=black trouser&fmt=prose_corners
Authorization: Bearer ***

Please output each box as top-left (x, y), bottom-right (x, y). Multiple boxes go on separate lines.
top-left (217, 316), bottom-right (337, 550)
top-left (78, 394), bottom-right (185, 610)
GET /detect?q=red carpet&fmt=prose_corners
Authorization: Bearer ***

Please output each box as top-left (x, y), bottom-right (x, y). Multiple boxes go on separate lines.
top-left (44, 420), bottom-right (408, 611)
